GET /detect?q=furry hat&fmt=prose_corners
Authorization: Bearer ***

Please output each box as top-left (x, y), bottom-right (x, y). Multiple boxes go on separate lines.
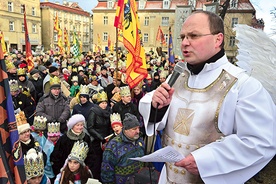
top-left (67, 114), bottom-right (85, 130)
top-left (123, 113), bottom-right (140, 130)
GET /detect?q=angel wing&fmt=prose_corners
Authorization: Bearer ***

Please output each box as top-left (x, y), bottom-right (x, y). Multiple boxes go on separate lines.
top-left (234, 24), bottom-right (276, 103)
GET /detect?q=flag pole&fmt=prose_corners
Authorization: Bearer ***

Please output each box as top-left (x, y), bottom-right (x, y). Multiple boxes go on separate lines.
top-left (115, 27), bottom-right (119, 87)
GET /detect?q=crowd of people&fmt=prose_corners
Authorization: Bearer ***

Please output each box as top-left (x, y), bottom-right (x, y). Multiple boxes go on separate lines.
top-left (3, 10), bottom-right (276, 184)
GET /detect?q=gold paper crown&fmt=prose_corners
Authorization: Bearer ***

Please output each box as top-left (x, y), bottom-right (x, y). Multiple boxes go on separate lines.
top-left (47, 122), bottom-right (60, 136)
top-left (96, 91), bottom-right (108, 103)
top-left (88, 65), bottom-right (93, 69)
top-left (24, 149), bottom-right (44, 180)
top-left (113, 71), bottom-right (122, 80)
top-left (68, 65), bottom-right (72, 71)
top-left (71, 76), bottom-right (78, 82)
top-left (72, 67), bottom-right (78, 72)
top-left (160, 71), bottom-right (168, 79)
top-left (79, 85), bottom-right (89, 95)
top-left (49, 76), bottom-right (61, 86)
top-left (68, 141), bottom-right (89, 165)
top-left (17, 68), bottom-right (26, 76)
top-left (9, 79), bottom-right (19, 92)
top-left (33, 116), bottom-right (47, 130)
top-left (21, 87), bottom-right (31, 97)
top-left (5, 61), bottom-right (15, 70)
top-left (15, 111), bottom-right (28, 127)
top-left (110, 113), bottom-right (121, 124)
top-left (120, 86), bottom-right (131, 96)
top-left (111, 92), bottom-right (121, 103)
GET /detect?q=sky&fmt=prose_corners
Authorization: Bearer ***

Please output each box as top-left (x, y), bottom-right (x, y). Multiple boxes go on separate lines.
top-left (43, 0), bottom-right (275, 35)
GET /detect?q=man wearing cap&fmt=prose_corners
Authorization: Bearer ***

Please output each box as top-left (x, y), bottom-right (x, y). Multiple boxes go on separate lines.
top-left (101, 113), bottom-right (144, 184)
top-left (36, 76), bottom-right (70, 133)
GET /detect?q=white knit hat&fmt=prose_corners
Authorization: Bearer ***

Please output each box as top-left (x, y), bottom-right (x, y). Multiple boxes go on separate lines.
top-left (67, 114), bottom-right (85, 130)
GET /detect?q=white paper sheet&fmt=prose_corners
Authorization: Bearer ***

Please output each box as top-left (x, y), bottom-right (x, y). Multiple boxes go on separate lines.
top-left (129, 146), bottom-right (184, 163)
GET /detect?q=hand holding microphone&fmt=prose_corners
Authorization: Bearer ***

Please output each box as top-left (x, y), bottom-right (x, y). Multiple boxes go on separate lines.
top-left (152, 62), bottom-right (185, 108)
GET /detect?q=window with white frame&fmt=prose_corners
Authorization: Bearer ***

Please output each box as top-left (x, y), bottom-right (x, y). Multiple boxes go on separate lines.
top-left (161, 17), bottom-right (169, 26)
top-left (189, 0), bottom-right (196, 8)
top-left (8, 2), bottom-right (13, 12)
top-left (54, 32), bottom-right (58, 42)
top-left (163, 0), bottom-right (169, 9)
top-left (231, 18), bottom-right (238, 28)
top-left (32, 7), bottom-right (36, 16)
top-left (21, 5), bottom-right (24, 13)
top-left (9, 21), bottom-right (14, 31)
top-left (107, 1), bottom-right (113, 9)
top-left (104, 16), bottom-right (108, 25)
top-left (32, 24), bottom-right (37, 33)
top-left (164, 34), bottom-right (169, 44)
top-left (22, 23), bottom-right (25, 32)
top-left (144, 17), bottom-right (149, 26)
top-left (230, 0), bottom-right (238, 8)
top-left (229, 36), bottom-right (235, 46)
top-left (139, 1), bottom-right (145, 9)
top-left (103, 32), bottom-right (108, 41)
top-left (143, 33), bottom-right (149, 43)
top-left (70, 34), bottom-right (73, 42)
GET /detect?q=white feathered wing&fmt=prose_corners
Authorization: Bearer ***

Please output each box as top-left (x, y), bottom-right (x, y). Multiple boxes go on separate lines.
top-left (234, 24), bottom-right (276, 103)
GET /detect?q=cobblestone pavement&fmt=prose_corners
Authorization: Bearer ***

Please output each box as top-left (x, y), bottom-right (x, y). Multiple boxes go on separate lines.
top-left (245, 158), bottom-right (276, 184)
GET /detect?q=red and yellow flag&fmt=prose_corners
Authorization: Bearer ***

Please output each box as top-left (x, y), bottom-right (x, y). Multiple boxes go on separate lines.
top-left (114, 0), bottom-right (147, 89)
top-left (108, 35), bottom-right (111, 51)
top-left (23, 5), bottom-right (34, 73)
top-left (64, 27), bottom-right (70, 55)
top-left (54, 12), bottom-right (64, 55)
top-left (0, 31), bottom-right (7, 55)
top-left (156, 26), bottom-right (166, 46)
top-left (97, 33), bottom-right (102, 52)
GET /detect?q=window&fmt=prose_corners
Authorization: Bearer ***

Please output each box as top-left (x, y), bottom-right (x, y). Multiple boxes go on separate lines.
top-left (161, 17), bottom-right (169, 26)
top-left (107, 1), bottom-right (113, 9)
top-left (103, 32), bottom-right (108, 41)
top-left (8, 2), bottom-right (13, 12)
top-left (70, 34), bottom-right (73, 42)
top-left (139, 1), bottom-right (145, 9)
top-left (230, 0), bottom-right (238, 8)
top-left (21, 5), bottom-right (24, 13)
top-left (9, 21), bottom-right (14, 31)
top-left (32, 24), bottom-right (37, 33)
top-left (103, 16), bottom-right (108, 25)
top-left (163, 0), bottom-right (169, 9)
top-left (231, 18), bottom-right (238, 28)
top-left (32, 7), bottom-right (35, 16)
top-left (54, 32), bottom-right (58, 42)
top-left (144, 17), bottom-right (149, 26)
top-left (22, 23), bottom-right (25, 32)
top-left (143, 33), bottom-right (149, 43)
top-left (164, 34), bottom-right (169, 44)
top-left (229, 36), bottom-right (235, 47)
top-left (189, 0), bottom-right (196, 8)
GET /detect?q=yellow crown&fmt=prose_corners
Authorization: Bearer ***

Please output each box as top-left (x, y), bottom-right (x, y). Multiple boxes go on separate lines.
top-left (72, 67), bottom-right (78, 72)
top-left (71, 76), bottom-right (78, 82)
top-left (47, 122), bottom-right (60, 136)
top-left (5, 61), bottom-right (15, 70)
top-left (119, 86), bottom-right (130, 96)
top-left (160, 70), bottom-right (168, 79)
top-left (68, 141), bottom-right (89, 165)
top-left (33, 116), bottom-right (47, 130)
top-left (88, 65), bottom-right (93, 69)
top-left (21, 87), bottom-right (31, 97)
top-left (68, 65), bottom-right (72, 71)
top-left (15, 111), bottom-right (27, 127)
top-left (110, 113), bottom-right (121, 124)
top-left (9, 79), bottom-right (19, 92)
top-left (49, 76), bottom-right (61, 86)
top-left (24, 149), bottom-right (44, 180)
top-left (96, 91), bottom-right (108, 103)
top-left (17, 68), bottom-right (26, 76)
top-left (79, 85), bottom-right (89, 95)
top-left (111, 92), bottom-right (121, 103)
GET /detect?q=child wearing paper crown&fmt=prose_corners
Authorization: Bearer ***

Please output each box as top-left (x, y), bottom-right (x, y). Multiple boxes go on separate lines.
top-left (31, 116), bottom-right (47, 148)
top-left (43, 122), bottom-right (61, 183)
top-left (70, 76), bottom-right (80, 97)
top-left (54, 141), bottom-right (93, 184)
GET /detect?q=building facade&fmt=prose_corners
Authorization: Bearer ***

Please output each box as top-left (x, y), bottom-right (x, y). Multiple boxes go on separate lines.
top-left (0, 0), bottom-right (41, 53)
top-left (40, 1), bottom-right (92, 52)
top-left (93, 0), bottom-right (257, 62)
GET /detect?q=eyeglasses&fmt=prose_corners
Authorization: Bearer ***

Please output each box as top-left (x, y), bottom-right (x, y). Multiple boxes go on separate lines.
top-left (179, 33), bottom-right (218, 41)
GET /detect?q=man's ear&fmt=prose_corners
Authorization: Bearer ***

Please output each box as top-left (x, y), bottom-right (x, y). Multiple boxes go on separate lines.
top-left (215, 33), bottom-right (224, 48)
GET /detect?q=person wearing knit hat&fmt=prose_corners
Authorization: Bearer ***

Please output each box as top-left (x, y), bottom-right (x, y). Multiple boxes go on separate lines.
top-left (101, 112), bottom-right (144, 184)
top-left (54, 141), bottom-right (93, 184)
top-left (24, 148), bottom-right (51, 183)
top-left (50, 114), bottom-right (94, 177)
top-left (29, 68), bottom-right (44, 103)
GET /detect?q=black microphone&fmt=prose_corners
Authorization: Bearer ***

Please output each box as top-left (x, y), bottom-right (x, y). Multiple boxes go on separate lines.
top-left (167, 61), bottom-right (186, 87)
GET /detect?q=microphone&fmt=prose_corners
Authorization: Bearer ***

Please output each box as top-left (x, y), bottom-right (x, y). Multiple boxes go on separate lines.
top-left (167, 61), bottom-right (186, 87)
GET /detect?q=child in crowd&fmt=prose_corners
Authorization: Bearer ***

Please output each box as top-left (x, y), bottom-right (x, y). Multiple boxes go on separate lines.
top-left (54, 141), bottom-right (93, 184)
top-left (70, 76), bottom-right (80, 97)
top-left (31, 116), bottom-right (47, 148)
top-left (43, 122), bottom-right (61, 183)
